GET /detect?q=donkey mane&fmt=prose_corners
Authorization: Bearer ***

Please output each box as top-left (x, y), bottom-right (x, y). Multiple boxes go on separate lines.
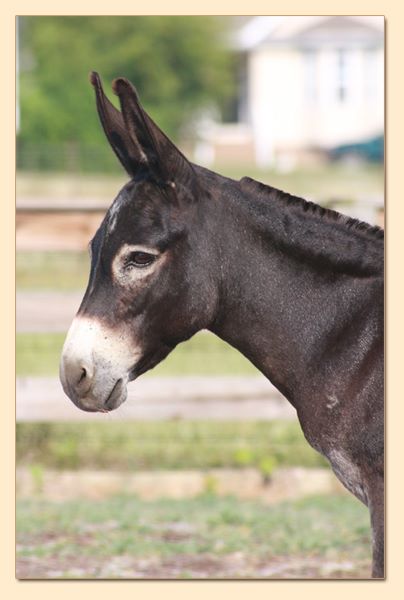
top-left (240, 176), bottom-right (384, 242)
top-left (236, 176), bottom-right (383, 277)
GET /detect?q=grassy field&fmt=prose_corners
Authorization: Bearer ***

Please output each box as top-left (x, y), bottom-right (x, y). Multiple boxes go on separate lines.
top-left (16, 492), bottom-right (371, 579)
top-left (17, 251), bottom-right (90, 291)
top-left (17, 420), bottom-right (327, 471)
top-left (17, 163), bottom-right (384, 200)
top-left (219, 162), bottom-right (384, 202)
top-left (17, 330), bottom-right (260, 377)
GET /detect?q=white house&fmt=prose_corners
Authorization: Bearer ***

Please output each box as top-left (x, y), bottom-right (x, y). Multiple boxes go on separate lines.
top-left (196, 16), bottom-right (384, 169)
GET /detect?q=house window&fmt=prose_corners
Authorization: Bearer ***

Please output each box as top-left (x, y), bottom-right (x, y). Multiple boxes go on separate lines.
top-left (336, 48), bottom-right (348, 103)
top-left (364, 48), bottom-right (378, 101)
top-left (304, 49), bottom-right (317, 103)
top-left (221, 53), bottom-right (248, 124)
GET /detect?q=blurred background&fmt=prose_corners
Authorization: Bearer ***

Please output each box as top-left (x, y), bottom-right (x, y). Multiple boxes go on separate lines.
top-left (16, 15), bottom-right (384, 579)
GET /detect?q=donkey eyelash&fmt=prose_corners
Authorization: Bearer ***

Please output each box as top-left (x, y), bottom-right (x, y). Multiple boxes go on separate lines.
top-left (111, 244), bottom-right (162, 283)
top-left (124, 251), bottom-right (157, 269)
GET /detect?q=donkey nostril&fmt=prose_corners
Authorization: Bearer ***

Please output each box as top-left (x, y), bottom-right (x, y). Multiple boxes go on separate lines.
top-left (78, 367), bottom-right (87, 385)
top-left (60, 352), bottom-right (94, 399)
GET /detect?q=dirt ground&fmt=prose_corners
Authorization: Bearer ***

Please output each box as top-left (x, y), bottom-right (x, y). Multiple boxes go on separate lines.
top-left (16, 551), bottom-right (371, 579)
top-left (16, 515), bottom-right (371, 579)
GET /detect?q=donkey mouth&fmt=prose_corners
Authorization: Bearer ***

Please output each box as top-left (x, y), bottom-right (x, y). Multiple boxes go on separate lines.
top-left (69, 378), bottom-right (128, 413)
top-left (104, 378), bottom-right (127, 411)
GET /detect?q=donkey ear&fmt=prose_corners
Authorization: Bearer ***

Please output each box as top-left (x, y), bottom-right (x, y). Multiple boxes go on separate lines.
top-left (112, 77), bottom-right (194, 186)
top-left (90, 71), bottom-right (146, 177)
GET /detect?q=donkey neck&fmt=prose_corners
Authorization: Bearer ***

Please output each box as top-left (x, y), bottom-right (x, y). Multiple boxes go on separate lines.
top-left (207, 174), bottom-right (384, 407)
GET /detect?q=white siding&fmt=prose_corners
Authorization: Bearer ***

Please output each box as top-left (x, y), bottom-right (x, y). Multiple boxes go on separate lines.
top-left (233, 16), bottom-right (384, 167)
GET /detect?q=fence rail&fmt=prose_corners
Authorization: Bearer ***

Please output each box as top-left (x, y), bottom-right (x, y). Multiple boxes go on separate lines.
top-left (17, 376), bottom-right (295, 422)
top-left (16, 201), bottom-right (110, 213)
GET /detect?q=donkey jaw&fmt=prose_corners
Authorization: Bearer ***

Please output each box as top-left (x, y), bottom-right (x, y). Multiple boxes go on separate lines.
top-left (59, 315), bottom-right (139, 412)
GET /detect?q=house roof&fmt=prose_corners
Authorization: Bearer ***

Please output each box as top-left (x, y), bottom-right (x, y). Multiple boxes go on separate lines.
top-left (236, 16), bottom-right (384, 50)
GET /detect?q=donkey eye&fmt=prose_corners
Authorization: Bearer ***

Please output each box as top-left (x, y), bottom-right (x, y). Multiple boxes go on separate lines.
top-left (125, 251), bottom-right (157, 269)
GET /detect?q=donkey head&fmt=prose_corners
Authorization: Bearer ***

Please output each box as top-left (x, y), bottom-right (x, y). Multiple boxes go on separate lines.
top-left (60, 73), bottom-right (219, 412)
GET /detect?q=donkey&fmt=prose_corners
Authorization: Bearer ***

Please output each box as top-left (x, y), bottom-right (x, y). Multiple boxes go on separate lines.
top-left (60, 72), bottom-right (384, 578)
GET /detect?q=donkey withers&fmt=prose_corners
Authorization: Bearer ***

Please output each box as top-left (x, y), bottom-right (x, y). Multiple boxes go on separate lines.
top-left (60, 73), bottom-right (384, 578)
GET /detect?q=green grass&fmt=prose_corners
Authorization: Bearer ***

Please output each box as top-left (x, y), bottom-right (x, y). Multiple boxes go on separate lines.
top-left (218, 162), bottom-right (384, 201)
top-left (16, 330), bottom-right (260, 377)
top-left (17, 251), bottom-right (90, 291)
top-left (16, 493), bottom-right (371, 566)
top-left (17, 333), bottom-right (64, 376)
top-left (16, 421), bottom-right (328, 471)
top-left (17, 171), bottom-right (127, 198)
top-left (17, 163), bottom-right (383, 201)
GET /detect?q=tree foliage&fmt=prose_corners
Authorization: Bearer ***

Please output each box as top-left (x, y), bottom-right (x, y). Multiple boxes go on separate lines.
top-left (19, 16), bottom-right (235, 146)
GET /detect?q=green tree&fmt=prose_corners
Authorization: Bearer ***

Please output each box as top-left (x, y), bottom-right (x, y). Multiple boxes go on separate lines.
top-left (19, 16), bottom-right (234, 152)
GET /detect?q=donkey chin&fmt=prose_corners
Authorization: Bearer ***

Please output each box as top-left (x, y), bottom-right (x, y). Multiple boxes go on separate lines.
top-left (59, 315), bottom-right (138, 413)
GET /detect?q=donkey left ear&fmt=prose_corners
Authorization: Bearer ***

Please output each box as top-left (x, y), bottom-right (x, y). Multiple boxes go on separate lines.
top-left (112, 77), bottom-right (194, 187)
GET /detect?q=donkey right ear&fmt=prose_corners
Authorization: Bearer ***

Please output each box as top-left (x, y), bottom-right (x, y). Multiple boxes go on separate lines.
top-left (90, 71), bottom-right (146, 177)
top-left (112, 76), bottom-right (195, 189)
